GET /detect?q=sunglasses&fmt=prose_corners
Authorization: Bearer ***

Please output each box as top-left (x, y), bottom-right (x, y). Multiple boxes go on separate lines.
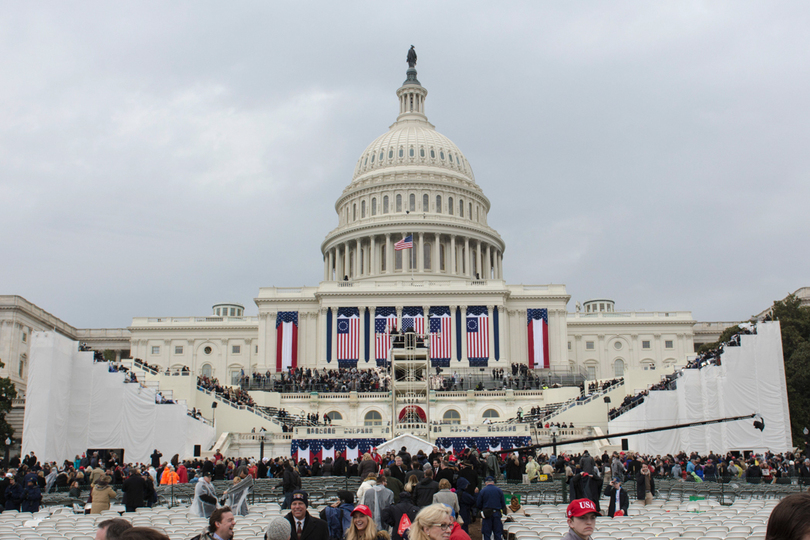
top-left (433, 523), bottom-right (454, 530)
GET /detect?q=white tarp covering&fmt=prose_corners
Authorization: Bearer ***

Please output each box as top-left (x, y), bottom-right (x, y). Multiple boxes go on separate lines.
top-left (22, 331), bottom-right (215, 464)
top-left (376, 433), bottom-right (434, 456)
top-left (608, 322), bottom-right (792, 454)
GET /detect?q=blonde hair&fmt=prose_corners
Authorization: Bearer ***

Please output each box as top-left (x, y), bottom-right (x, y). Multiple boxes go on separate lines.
top-left (410, 504), bottom-right (453, 540)
top-left (362, 453), bottom-right (373, 461)
top-left (346, 511), bottom-right (380, 540)
top-left (438, 479), bottom-right (451, 490)
top-left (404, 474), bottom-right (419, 493)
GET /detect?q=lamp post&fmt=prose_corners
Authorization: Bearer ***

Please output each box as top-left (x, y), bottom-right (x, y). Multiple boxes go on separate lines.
top-left (212, 401), bottom-right (218, 430)
top-left (4, 437), bottom-right (10, 468)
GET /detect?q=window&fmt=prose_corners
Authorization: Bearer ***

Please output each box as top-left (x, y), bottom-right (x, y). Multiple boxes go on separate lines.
top-left (216, 308), bottom-right (220, 315)
top-left (399, 147), bottom-right (403, 158)
top-left (353, 204), bottom-right (356, 221)
top-left (440, 151), bottom-right (445, 160)
top-left (423, 194), bottom-right (429, 211)
top-left (151, 346), bottom-right (160, 355)
top-left (585, 341), bottom-right (595, 350)
top-left (642, 340), bottom-right (651, 350)
top-left (230, 308), bottom-right (236, 316)
top-left (22, 332), bottom-right (27, 343)
top-left (586, 366), bottom-right (597, 380)
top-left (409, 148), bottom-right (414, 157)
top-left (448, 197), bottom-right (454, 215)
top-left (383, 196), bottom-right (389, 214)
top-left (230, 370), bottom-right (241, 385)
top-left (396, 194), bottom-right (402, 212)
top-left (389, 149), bottom-right (393, 159)
top-left (19, 355), bottom-right (26, 378)
top-left (614, 359), bottom-right (625, 377)
top-left (469, 203), bottom-right (472, 219)
top-left (643, 361), bottom-right (656, 371)
top-left (364, 411), bottom-right (383, 426)
top-left (201, 364), bottom-right (212, 377)
top-left (232, 345), bottom-right (241, 354)
top-left (442, 410), bottom-right (461, 425)
top-left (174, 346), bottom-right (184, 355)
top-left (436, 195), bottom-right (442, 213)
top-left (665, 340), bottom-right (674, 349)
top-left (255, 345), bottom-right (258, 353)
top-left (613, 341), bottom-right (623, 350)
top-left (379, 151), bottom-right (383, 161)
top-left (482, 409), bottom-right (500, 419)
top-left (361, 200), bottom-right (366, 218)
top-left (459, 199), bottom-right (464, 217)
top-left (326, 411), bottom-right (343, 421)
top-left (424, 242), bottom-right (431, 270)
top-left (440, 244), bottom-right (445, 271)
top-left (395, 250), bottom-right (403, 270)
top-left (204, 346), bottom-right (212, 355)
top-left (371, 198), bottom-right (377, 216)
top-left (409, 194), bottom-right (415, 211)
top-left (430, 149), bottom-right (435, 158)
top-left (568, 341), bottom-right (572, 350)
top-left (420, 148), bottom-right (424, 157)
top-left (381, 246), bottom-right (387, 271)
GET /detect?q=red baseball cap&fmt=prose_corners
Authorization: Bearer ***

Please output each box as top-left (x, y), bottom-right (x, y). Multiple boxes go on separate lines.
top-left (352, 504), bottom-right (373, 518)
top-left (567, 499), bottom-right (601, 518)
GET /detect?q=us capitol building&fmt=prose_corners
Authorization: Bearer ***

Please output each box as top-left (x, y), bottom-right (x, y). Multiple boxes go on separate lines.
top-left (2, 55), bottom-right (711, 453)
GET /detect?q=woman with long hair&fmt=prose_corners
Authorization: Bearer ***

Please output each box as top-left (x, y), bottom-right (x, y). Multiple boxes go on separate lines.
top-left (409, 504), bottom-right (454, 540)
top-left (346, 504), bottom-right (389, 540)
top-left (404, 474), bottom-right (419, 493)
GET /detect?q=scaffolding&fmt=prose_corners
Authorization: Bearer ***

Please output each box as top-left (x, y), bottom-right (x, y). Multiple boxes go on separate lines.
top-left (390, 331), bottom-right (431, 440)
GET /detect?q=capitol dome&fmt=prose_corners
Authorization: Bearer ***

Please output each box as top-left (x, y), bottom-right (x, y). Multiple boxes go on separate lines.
top-left (321, 61), bottom-right (505, 284)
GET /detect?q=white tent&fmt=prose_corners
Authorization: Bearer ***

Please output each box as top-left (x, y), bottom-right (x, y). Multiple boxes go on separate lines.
top-left (376, 433), bottom-right (434, 456)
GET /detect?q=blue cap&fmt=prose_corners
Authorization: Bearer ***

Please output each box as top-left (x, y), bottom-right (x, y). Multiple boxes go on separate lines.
top-left (485, 475), bottom-right (495, 482)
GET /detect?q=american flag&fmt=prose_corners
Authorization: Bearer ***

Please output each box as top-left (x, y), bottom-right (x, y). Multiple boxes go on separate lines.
top-left (527, 308), bottom-right (549, 369)
top-left (375, 307), bottom-right (398, 364)
top-left (466, 306), bottom-right (489, 365)
top-left (430, 306), bottom-right (452, 366)
top-left (401, 306), bottom-right (424, 334)
top-left (337, 307), bottom-right (359, 364)
top-left (394, 235), bottom-right (413, 250)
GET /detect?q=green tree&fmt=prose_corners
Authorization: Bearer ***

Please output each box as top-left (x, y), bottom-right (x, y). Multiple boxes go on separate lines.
top-left (0, 359), bottom-right (18, 450)
top-left (771, 294), bottom-right (810, 446)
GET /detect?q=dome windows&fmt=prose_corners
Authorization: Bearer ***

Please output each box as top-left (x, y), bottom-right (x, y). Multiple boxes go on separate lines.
top-left (383, 196), bottom-right (389, 214)
top-left (364, 156), bottom-right (368, 166)
top-left (440, 151), bottom-right (445, 160)
top-left (430, 149), bottom-right (435, 158)
top-left (448, 197), bottom-right (454, 215)
top-left (436, 195), bottom-right (442, 213)
top-left (396, 194), bottom-right (402, 212)
top-left (409, 148), bottom-right (414, 157)
top-left (371, 198), bottom-right (377, 216)
top-left (370, 154), bottom-right (375, 163)
top-left (399, 148), bottom-right (404, 158)
top-left (420, 148), bottom-right (425, 158)
top-left (459, 199), bottom-right (464, 217)
top-left (422, 194), bottom-right (429, 211)
top-left (389, 149), bottom-right (393, 159)
top-left (361, 200), bottom-right (366, 218)
top-left (409, 194), bottom-right (415, 212)
top-left (379, 151), bottom-right (384, 161)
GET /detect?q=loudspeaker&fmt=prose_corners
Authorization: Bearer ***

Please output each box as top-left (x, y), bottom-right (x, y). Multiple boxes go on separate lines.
top-left (603, 396), bottom-right (611, 403)
top-left (621, 439), bottom-right (629, 451)
top-left (194, 445), bottom-right (201, 457)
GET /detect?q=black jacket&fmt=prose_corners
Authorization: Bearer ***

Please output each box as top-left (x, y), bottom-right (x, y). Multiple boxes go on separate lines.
top-left (122, 474), bottom-right (146, 508)
top-left (150, 451), bottom-right (162, 469)
top-left (635, 473), bottom-right (655, 500)
top-left (604, 485), bottom-right (629, 517)
top-left (415, 477), bottom-right (439, 507)
top-left (382, 491), bottom-right (420, 540)
top-left (285, 512), bottom-right (330, 540)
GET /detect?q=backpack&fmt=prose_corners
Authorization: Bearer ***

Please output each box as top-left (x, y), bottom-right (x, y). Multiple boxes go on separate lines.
top-left (326, 505), bottom-right (352, 540)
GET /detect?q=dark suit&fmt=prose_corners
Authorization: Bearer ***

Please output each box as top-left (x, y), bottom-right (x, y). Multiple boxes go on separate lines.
top-left (285, 512), bottom-right (330, 540)
top-left (122, 474), bottom-right (146, 511)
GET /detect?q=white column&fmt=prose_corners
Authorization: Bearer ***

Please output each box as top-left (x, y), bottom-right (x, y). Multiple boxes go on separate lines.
top-left (464, 238), bottom-right (470, 277)
top-left (317, 308), bottom-right (326, 367)
top-left (267, 312), bottom-right (278, 372)
top-left (385, 234), bottom-right (392, 274)
top-left (354, 239), bottom-right (360, 277)
top-left (370, 236), bottom-right (377, 276)
top-left (449, 305), bottom-right (458, 362)
top-left (323, 253), bottom-right (329, 281)
top-left (418, 232), bottom-right (425, 272)
top-left (460, 305), bottom-right (468, 363)
top-left (396, 306), bottom-right (404, 333)
top-left (476, 242), bottom-right (482, 279)
top-left (450, 236), bottom-right (457, 275)
top-left (343, 243), bottom-right (349, 279)
top-left (487, 305), bottom-right (495, 363)
top-left (485, 244), bottom-right (492, 280)
top-left (434, 233), bottom-right (440, 273)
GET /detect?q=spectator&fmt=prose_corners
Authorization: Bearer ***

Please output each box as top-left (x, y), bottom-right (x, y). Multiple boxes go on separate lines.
top-left (476, 476), bottom-right (506, 540)
top-left (90, 475), bottom-right (117, 514)
top-left (122, 469), bottom-right (147, 513)
top-left (410, 504), bottom-right (457, 540)
top-left (431, 479), bottom-right (459, 519)
top-left (765, 492), bottom-right (810, 540)
top-left (635, 464), bottom-right (655, 506)
top-left (383, 490), bottom-right (420, 540)
top-left (603, 478), bottom-right (629, 518)
top-left (564, 499), bottom-right (600, 540)
top-left (195, 507), bottom-right (236, 540)
top-left (284, 491), bottom-right (329, 540)
top-left (96, 519), bottom-right (133, 540)
top-left (363, 475), bottom-right (395, 531)
top-left (415, 470), bottom-right (440, 508)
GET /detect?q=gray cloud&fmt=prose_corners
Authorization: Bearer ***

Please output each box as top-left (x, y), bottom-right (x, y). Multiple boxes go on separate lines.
top-left (2, 1), bottom-right (808, 327)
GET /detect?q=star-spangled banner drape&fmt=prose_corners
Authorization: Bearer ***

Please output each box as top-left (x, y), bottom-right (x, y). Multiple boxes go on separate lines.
top-left (466, 306), bottom-right (489, 366)
top-left (527, 309), bottom-right (550, 369)
top-left (276, 311), bottom-right (298, 372)
top-left (434, 436), bottom-right (531, 454)
top-left (429, 306), bottom-right (451, 367)
top-left (402, 306), bottom-right (424, 334)
top-left (375, 307), bottom-right (397, 366)
top-left (291, 438), bottom-right (386, 463)
top-left (337, 307), bottom-right (360, 367)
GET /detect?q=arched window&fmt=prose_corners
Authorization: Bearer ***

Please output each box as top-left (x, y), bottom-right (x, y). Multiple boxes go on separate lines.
top-left (19, 354), bottom-right (26, 378)
top-left (436, 195), bottom-right (442, 213)
top-left (409, 194), bottom-right (415, 212)
top-left (396, 194), bottom-right (402, 212)
top-left (476, 206), bottom-right (479, 222)
top-left (395, 250), bottom-right (403, 270)
top-left (440, 244), bottom-right (446, 271)
top-left (359, 248), bottom-right (364, 275)
top-left (442, 410), bottom-right (461, 425)
top-left (469, 202), bottom-right (472, 219)
top-left (201, 363), bottom-right (212, 377)
top-left (613, 359), bottom-right (625, 377)
top-left (424, 242), bottom-right (431, 270)
top-left (353, 204), bottom-right (357, 221)
top-left (459, 199), bottom-right (464, 217)
top-left (361, 200), bottom-right (366, 218)
top-left (380, 246), bottom-right (386, 272)
top-left (448, 197), bottom-right (454, 215)
top-left (383, 196), bottom-right (389, 214)
top-left (371, 198), bottom-right (377, 216)
top-left (364, 410), bottom-right (383, 426)
top-left (482, 409), bottom-right (500, 419)
top-left (326, 411), bottom-right (343, 421)
top-left (423, 194), bottom-right (429, 211)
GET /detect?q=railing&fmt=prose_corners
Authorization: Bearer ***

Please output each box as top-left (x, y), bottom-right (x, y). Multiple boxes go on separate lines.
top-left (294, 425), bottom-right (391, 437)
top-left (430, 423), bottom-right (531, 435)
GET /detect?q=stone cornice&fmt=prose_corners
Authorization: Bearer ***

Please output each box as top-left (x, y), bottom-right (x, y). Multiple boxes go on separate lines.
top-left (128, 324), bottom-right (258, 333)
top-left (322, 220), bottom-right (504, 253)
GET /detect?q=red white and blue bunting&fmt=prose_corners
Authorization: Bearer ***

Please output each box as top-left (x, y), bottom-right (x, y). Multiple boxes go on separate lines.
top-left (291, 438), bottom-right (386, 464)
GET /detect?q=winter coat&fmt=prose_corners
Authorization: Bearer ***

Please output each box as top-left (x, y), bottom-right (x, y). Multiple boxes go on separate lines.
top-left (382, 491), bottom-right (420, 540)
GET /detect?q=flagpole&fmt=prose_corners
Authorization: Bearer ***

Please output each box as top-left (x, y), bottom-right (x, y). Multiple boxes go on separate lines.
top-left (410, 231), bottom-right (414, 281)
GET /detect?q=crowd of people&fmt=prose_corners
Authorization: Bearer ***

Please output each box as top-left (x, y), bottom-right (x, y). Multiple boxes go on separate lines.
top-left (686, 322), bottom-right (757, 370)
top-left (608, 389), bottom-right (650, 420)
top-left (242, 367), bottom-right (391, 394)
top-left (198, 375), bottom-right (256, 407)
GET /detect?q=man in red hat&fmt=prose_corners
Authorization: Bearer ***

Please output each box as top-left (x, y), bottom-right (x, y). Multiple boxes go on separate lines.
top-left (563, 498), bottom-right (600, 540)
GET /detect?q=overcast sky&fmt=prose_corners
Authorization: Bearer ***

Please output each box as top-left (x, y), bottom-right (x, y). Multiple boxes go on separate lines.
top-left (2, 1), bottom-right (808, 328)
